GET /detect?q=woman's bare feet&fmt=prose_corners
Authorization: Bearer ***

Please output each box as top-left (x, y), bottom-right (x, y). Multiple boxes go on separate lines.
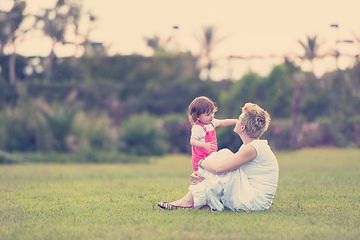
top-left (169, 191), bottom-right (194, 207)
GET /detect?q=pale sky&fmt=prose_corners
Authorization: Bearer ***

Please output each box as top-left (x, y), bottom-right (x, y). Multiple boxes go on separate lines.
top-left (2, 0), bottom-right (360, 80)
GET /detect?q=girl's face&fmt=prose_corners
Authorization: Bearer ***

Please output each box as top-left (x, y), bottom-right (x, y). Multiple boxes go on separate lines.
top-left (197, 111), bottom-right (214, 125)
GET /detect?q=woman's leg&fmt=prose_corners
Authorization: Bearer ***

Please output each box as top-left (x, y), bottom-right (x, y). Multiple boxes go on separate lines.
top-left (170, 191), bottom-right (194, 207)
top-left (170, 191), bottom-right (211, 210)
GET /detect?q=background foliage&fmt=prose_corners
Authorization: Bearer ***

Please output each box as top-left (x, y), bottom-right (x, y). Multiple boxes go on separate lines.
top-left (1, 55), bottom-right (360, 162)
top-left (1, 0), bottom-right (360, 163)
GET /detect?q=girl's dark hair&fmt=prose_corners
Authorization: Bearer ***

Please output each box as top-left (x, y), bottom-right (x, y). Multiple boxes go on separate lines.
top-left (188, 96), bottom-right (217, 126)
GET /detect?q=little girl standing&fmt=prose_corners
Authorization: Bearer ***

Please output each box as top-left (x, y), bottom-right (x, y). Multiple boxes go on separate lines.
top-left (188, 96), bottom-right (237, 171)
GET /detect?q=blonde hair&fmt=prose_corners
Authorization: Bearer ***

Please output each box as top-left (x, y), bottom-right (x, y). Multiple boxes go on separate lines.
top-left (188, 96), bottom-right (217, 126)
top-left (241, 103), bottom-right (271, 138)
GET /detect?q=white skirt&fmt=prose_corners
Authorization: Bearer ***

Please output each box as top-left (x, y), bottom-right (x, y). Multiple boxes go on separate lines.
top-left (189, 149), bottom-right (256, 212)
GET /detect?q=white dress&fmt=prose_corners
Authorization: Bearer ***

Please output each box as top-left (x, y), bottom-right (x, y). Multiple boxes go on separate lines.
top-left (189, 140), bottom-right (279, 212)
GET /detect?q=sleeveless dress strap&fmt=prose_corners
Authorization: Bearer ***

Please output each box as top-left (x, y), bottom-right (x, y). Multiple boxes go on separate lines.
top-left (195, 121), bottom-right (208, 132)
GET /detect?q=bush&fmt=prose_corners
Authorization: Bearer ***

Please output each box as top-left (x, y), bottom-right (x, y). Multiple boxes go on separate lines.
top-left (299, 120), bottom-right (333, 148)
top-left (7, 150), bottom-right (149, 164)
top-left (86, 127), bottom-right (113, 151)
top-left (0, 81), bottom-right (18, 110)
top-left (118, 113), bottom-right (169, 156)
top-left (0, 149), bottom-right (27, 164)
top-left (162, 114), bottom-right (191, 154)
top-left (262, 119), bottom-right (291, 150)
top-left (75, 123), bottom-right (114, 152)
top-left (70, 110), bottom-right (117, 153)
top-left (264, 118), bottom-right (341, 150)
top-left (0, 113), bottom-right (37, 152)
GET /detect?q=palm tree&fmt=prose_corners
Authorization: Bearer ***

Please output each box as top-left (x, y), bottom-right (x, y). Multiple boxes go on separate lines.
top-left (39, 8), bottom-right (66, 83)
top-left (195, 26), bottom-right (226, 80)
top-left (0, 0), bottom-right (27, 85)
top-left (288, 66), bottom-right (303, 151)
top-left (144, 35), bottom-right (171, 55)
top-left (38, 0), bottom-right (83, 83)
top-left (298, 35), bottom-right (323, 73)
top-left (352, 31), bottom-right (360, 63)
top-left (39, 100), bottom-right (80, 152)
top-left (0, 12), bottom-right (8, 55)
top-left (289, 35), bottom-right (323, 150)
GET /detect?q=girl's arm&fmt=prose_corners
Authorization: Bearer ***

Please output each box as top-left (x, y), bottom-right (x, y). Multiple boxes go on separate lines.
top-left (199, 145), bottom-right (257, 174)
top-left (217, 119), bottom-right (238, 127)
top-left (190, 137), bottom-right (216, 152)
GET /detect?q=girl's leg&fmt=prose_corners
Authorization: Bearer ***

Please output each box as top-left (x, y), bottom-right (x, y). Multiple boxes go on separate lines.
top-left (170, 191), bottom-right (194, 207)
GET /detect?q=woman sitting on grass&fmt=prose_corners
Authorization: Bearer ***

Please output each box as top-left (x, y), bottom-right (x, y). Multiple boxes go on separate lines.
top-left (158, 103), bottom-right (279, 211)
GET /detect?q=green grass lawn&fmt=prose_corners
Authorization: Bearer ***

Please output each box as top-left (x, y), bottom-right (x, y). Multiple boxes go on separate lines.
top-left (1, 148), bottom-right (359, 240)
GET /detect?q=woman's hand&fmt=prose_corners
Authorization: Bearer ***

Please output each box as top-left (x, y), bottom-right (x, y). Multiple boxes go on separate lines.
top-left (191, 171), bottom-right (205, 185)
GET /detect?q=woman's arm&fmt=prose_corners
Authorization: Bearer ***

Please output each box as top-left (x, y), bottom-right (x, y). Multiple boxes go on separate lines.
top-left (217, 119), bottom-right (238, 127)
top-left (200, 145), bottom-right (257, 174)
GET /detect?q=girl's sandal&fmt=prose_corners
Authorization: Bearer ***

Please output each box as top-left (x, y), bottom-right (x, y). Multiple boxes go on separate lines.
top-left (158, 202), bottom-right (193, 210)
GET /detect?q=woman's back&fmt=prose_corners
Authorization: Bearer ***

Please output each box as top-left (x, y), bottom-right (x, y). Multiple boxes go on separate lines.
top-left (240, 139), bottom-right (279, 209)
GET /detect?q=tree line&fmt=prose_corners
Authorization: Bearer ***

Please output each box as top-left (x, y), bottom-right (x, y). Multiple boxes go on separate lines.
top-left (1, 0), bottom-right (360, 163)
